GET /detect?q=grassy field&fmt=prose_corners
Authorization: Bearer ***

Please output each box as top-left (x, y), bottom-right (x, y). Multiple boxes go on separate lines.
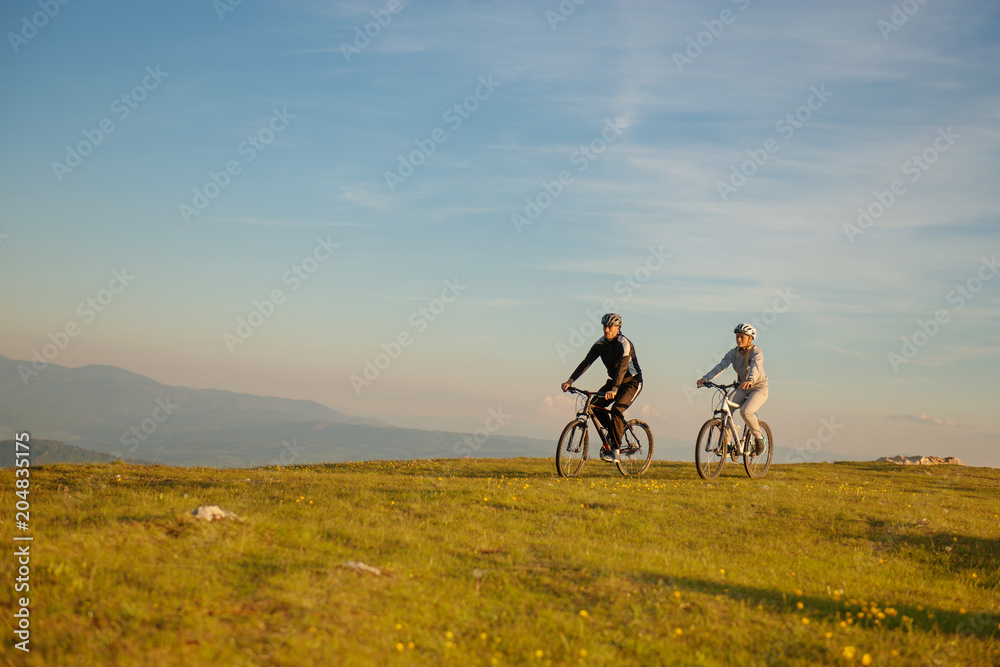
top-left (2, 458), bottom-right (998, 666)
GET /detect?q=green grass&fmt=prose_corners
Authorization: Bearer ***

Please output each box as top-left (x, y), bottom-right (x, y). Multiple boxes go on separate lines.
top-left (2, 459), bottom-right (998, 666)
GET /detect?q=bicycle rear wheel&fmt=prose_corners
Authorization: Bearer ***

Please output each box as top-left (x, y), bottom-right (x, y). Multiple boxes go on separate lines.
top-left (695, 418), bottom-right (726, 480)
top-left (743, 420), bottom-right (773, 479)
top-left (617, 419), bottom-right (653, 477)
top-left (556, 420), bottom-right (588, 477)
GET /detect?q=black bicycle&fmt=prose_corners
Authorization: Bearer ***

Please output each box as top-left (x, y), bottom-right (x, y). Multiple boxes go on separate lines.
top-left (695, 381), bottom-right (773, 479)
top-left (556, 386), bottom-right (653, 477)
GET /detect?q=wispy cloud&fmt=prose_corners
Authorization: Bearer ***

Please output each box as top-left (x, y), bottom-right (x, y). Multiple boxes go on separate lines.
top-left (888, 413), bottom-right (959, 427)
top-left (202, 217), bottom-right (369, 228)
top-left (3, 0), bottom-right (999, 466)
top-left (639, 403), bottom-right (670, 422)
top-left (809, 341), bottom-right (869, 359)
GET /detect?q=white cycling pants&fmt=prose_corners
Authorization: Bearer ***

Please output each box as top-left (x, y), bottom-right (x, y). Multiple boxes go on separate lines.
top-left (731, 385), bottom-right (768, 441)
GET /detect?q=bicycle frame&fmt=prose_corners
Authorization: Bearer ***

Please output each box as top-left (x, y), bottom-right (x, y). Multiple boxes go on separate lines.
top-left (696, 380), bottom-right (773, 480)
top-left (558, 386), bottom-right (654, 477)
top-left (707, 382), bottom-right (748, 455)
top-left (569, 389), bottom-right (615, 452)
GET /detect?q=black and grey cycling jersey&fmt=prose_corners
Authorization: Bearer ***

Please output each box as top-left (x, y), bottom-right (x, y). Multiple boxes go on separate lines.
top-left (569, 334), bottom-right (642, 391)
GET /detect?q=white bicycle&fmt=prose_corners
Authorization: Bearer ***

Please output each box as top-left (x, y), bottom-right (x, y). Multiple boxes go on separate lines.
top-left (695, 381), bottom-right (773, 479)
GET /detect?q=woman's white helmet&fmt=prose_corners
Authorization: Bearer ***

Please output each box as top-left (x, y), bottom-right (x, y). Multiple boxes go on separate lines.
top-left (733, 323), bottom-right (756, 338)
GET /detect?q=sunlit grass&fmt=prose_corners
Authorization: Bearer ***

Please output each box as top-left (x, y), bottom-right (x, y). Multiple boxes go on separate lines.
top-left (1, 458), bottom-right (997, 665)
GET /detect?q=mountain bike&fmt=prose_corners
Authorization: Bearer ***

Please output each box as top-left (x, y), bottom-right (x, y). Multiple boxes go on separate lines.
top-left (556, 386), bottom-right (653, 477)
top-left (695, 381), bottom-right (773, 479)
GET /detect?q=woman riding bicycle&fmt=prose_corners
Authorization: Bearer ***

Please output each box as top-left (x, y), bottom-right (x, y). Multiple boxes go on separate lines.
top-left (696, 323), bottom-right (768, 455)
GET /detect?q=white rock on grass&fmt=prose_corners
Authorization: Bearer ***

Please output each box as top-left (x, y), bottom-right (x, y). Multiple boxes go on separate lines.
top-left (191, 505), bottom-right (238, 522)
top-left (343, 561), bottom-right (382, 576)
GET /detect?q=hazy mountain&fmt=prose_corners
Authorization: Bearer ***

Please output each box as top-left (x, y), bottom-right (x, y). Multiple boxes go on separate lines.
top-left (1, 355), bottom-right (866, 469)
top-left (0, 355), bottom-right (552, 466)
top-left (0, 437), bottom-right (120, 467)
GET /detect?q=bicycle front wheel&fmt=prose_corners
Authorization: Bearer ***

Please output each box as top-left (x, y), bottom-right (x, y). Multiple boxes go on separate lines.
top-left (743, 420), bottom-right (774, 479)
top-left (695, 418), bottom-right (726, 480)
top-left (617, 419), bottom-right (653, 477)
top-left (556, 420), bottom-right (588, 478)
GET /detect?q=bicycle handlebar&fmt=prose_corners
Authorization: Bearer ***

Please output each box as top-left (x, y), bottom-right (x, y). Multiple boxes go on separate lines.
top-left (700, 381), bottom-right (739, 390)
top-left (564, 386), bottom-right (596, 396)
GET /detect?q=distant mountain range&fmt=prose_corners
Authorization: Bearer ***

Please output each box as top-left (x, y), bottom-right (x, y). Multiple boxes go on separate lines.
top-left (0, 437), bottom-right (120, 467)
top-left (0, 355), bottom-right (553, 466)
top-left (0, 355), bottom-right (867, 468)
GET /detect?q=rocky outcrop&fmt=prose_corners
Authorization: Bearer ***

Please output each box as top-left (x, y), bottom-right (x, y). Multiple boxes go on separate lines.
top-left (877, 455), bottom-right (963, 465)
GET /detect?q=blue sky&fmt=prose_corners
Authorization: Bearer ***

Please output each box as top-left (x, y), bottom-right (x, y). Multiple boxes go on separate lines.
top-left (2, 0), bottom-right (999, 465)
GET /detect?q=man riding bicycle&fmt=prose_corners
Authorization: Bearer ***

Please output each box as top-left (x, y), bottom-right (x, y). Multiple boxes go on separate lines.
top-left (561, 313), bottom-right (643, 463)
top-left (697, 323), bottom-right (768, 455)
